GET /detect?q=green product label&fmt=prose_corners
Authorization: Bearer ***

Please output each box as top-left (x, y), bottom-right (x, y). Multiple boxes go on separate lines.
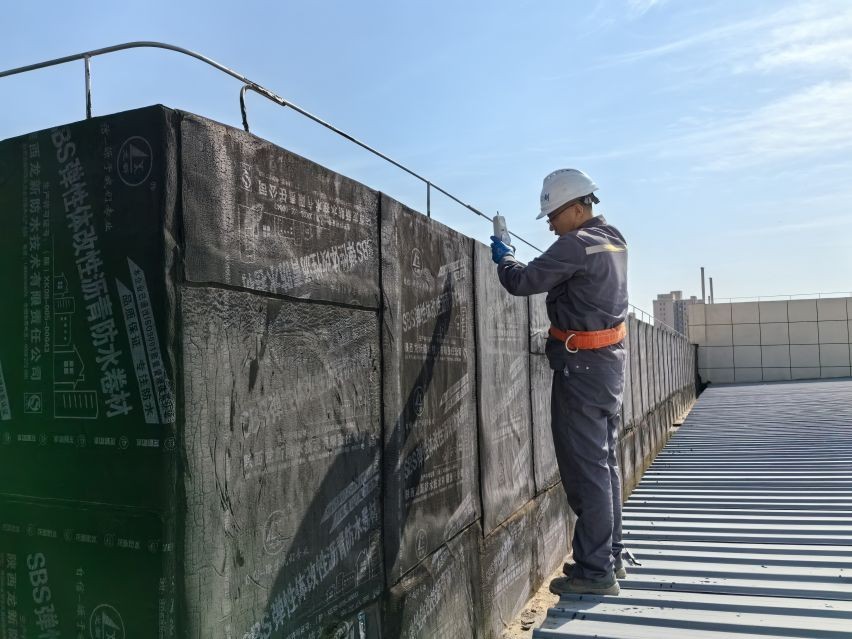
top-left (0, 107), bottom-right (178, 509)
top-left (0, 498), bottom-right (169, 639)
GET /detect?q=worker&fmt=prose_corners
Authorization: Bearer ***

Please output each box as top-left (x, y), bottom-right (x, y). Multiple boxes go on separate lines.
top-left (491, 169), bottom-right (628, 596)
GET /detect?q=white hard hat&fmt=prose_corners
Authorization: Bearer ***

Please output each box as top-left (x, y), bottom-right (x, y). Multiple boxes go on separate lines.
top-left (537, 169), bottom-right (599, 219)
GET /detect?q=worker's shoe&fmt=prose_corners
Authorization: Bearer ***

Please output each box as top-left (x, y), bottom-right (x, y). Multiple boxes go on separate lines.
top-left (563, 559), bottom-right (627, 580)
top-left (549, 573), bottom-right (620, 597)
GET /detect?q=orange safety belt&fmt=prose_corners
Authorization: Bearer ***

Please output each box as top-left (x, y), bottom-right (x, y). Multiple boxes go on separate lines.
top-left (548, 322), bottom-right (627, 353)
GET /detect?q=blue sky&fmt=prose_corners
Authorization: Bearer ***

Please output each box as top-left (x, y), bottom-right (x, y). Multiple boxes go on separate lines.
top-left (2, 0), bottom-right (851, 312)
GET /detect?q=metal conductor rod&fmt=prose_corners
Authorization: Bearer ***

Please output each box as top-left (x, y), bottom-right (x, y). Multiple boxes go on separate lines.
top-left (239, 85), bottom-right (250, 133)
top-left (238, 83), bottom-right (542, 252)
top-left (0, 42), bottom-right (543, 252)
top-left (84, 56), bottom-right (92, 119)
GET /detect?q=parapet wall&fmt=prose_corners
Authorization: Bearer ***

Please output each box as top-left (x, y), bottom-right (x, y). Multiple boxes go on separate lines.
top-left (0, 106), bottom-right (696, 639)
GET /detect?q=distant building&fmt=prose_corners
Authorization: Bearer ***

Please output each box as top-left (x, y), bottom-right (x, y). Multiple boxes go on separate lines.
top-left (653, 290), bottom-right (701, 334)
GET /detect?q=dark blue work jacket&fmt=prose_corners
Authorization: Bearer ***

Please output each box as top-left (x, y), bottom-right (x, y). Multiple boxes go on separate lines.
top-left (497, 215), bottom-right (628, 374)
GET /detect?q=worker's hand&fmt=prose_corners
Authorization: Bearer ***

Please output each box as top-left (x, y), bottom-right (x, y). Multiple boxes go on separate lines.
top-left (490, 236), bottom-right (515, 264)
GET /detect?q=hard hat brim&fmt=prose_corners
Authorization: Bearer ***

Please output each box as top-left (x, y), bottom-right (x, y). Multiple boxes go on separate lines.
top-left (537, 191), bottom-right (600, 220)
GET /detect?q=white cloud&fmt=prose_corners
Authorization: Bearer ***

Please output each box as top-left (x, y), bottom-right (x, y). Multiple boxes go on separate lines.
top-left (605, 2), bottom-right (852, 171)
top-left (750, 36), bottom-right (852, 72)
top-left (627, 0), bottom-right (670, 16)
top-left (612, 1), bottom-right (852, 73)
top-left (663, 80), bottom-right (852, 170)
top-left (574, 78), bottom-right (852, 174)
top-left (742, 5), bottom-right (852, 73)
top-left (737, 214), bottom-right (852, 237)
top-left (607, 11), bottom-right (789, 65)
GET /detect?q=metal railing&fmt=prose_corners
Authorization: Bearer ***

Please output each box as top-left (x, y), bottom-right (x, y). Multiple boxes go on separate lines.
top-left (629, 304), bottom-right (684, 337)
top-left (0, 41), bottom-right (543, 253)
top-left (1, 43), bottom-right (682, 336)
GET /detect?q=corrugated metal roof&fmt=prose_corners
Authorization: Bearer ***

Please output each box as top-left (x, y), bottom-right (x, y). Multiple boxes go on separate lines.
top-left (535, 379), bottom-right (852, 638)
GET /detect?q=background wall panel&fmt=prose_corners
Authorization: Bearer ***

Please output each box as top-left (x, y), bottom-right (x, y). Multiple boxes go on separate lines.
top-left (687, 298), bottom-right (851, 383)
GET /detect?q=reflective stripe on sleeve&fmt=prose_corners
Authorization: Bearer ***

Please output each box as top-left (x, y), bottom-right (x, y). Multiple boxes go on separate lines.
top-left (585, 244), bottom-right (626, 255)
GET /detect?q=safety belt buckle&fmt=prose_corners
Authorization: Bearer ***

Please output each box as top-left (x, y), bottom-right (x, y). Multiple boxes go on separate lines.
top-left (563, 333), bottom-right (578, 354)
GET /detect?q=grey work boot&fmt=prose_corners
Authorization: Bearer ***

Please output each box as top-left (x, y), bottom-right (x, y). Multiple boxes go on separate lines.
top-left (563, 558), bottom-right (627, 580)
top-left (550, 573), bottom-right (620, 597)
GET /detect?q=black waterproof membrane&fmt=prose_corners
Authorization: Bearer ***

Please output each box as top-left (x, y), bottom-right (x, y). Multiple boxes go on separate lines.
top-left (646, 328), bottom-right (656, 407)
top-left (669, 353), bottom-right (676, 403)
top-left (632, 418), bottom-right (644, 476)
top-left (658, 330), bottom-right (666, 405)
top-left (683, 342), bottom-right (689, 390)
top-left (619, 428), bottom-right (638, 498)
top-left (628, 315), bottom-right (643, 421)
top-left (480, 503), bottom-right (535, 639)
top-left (328, 603), bottom-right (383, 639)
top-left (653, 329), bottom-right (662, 405)
top-left (180, 114), bottom-right (380, 308)
top-left (639, 414), bottom-right (653, 471)
top-left (687, 341), bottom-right (693, 390)
top-left (675, 338), bottom-right (682, 396)
top-left (0, 106), bottom-right (384, 638)
top-left (381, 195), bottom-right (479, 583)
top-left (181, 287), bottom-right (383, 638)
top-left (657, 332), bottom-right (665, 402)
top-left (638, 320), bottom-right (651, 418)
top-left (677, 338), bottom-right (685, 397)
top-left (646, 324), bottom-right (656, 412)
top-left (653, 326), bottom-right (663, 407)
top-left (532, 485), bottom-right (572, 589)
top-left (385, 524), bottom-right (483, 639)
top-left (687, 342), bottom-right (694, 400)
top-left (664, 333), bottom-right (673, 399)
top-left (528, 293), bottom-right (549, 354)
top-left (474, 243), bottom-right (534, 533)
top-left (657, 331), bottom-right (665, 404)
top-left (671, 335), bottom-right (678, 397)
top-left (621, 321), bottom-right (634, 429)
top-left (648, 412), bottom-right (660, 469)
top-left (530, 354), bottom-right (560, 493)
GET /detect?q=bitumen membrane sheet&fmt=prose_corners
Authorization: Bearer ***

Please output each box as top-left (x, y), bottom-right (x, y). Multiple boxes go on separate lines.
top-left (535, 379), bottom-right (852, 638)
top-left (474, 242), bottom-right (534, 535)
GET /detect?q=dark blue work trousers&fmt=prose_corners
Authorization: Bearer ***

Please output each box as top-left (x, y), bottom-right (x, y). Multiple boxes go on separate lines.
top-left (551, 364), bottom-right (624, 581)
